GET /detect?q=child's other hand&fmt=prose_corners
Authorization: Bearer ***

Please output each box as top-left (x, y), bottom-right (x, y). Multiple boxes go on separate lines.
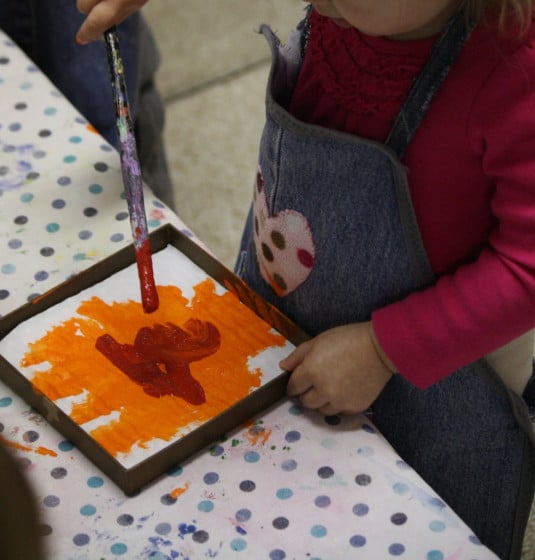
top-left (283, 322), bottom-right (395, 416)
top-left (76, 0), bottom-right (148, 44)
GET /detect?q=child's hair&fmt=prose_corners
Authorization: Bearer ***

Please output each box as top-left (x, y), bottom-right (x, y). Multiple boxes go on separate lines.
top-left (466, 0), bottom-right (534, 31)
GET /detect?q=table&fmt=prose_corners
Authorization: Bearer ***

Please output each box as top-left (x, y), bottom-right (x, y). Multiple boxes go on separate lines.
top-left (0, 29), bottom-right (498, 560)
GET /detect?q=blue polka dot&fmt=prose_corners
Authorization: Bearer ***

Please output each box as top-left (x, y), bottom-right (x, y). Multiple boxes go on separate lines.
top-left (350, 534), bottom-right (367, 548)
top-left (244, 451), bottom-right (260, 463)
top-left (389, 543), bottom-right (406, 556)
top-left (50, 467), bottom-right (67, 479)
top-left (111, 233), bottom-right (124, 242)
top-left (2, 264), bottom-right (15, 274)
top-left (46, 223), bottom-right (60, 233)
top-left (429, 520), bottom-right (446, 533)
top-left (352, 503), bottom-right (370, 516)
top-left (155, 523), bottom-right (171, 535)
top-left (58, 440), bottom-right (74, 451)
top-left (33, 150), bottom-right (46, 159)
top-left (160, 494), bottom-right (177, 505)
top-left (198, 500), bottom-right (214, 512)
top-left (8, 239), bottom-right (22, 249)
top-left (314, 495), bottom-right (331, 508)
top-left (116, 514), bottom-right (134, 526)
top-left (111, 543), bottom-right (127, 555)
top-left (69, 136), bottom-right (82, 143)
top-left (288, 404), bottom-right (304, 415)
top-left (427, 551), bottom-right (444, 560)
top-left (0, 397), bottom-right (13, 407)
top-left (34, 270), bottom-right (48, 281)
top-left (63, 155), bottom-right (76, 164)
top-left (269, 550), bottom-right (286, 560)
top-left (391, 513), bottom-right (408, 525)
top-left (281, 459), bottom-right (297, 472)
top-left (44, 107), bottom-right (57, 115)
top-left (276, 488), bottom-right (293, 500)
top-left (148, 219), bottom-right (161, 228)
top-left (80, 504), bottom-right (96, 516)
top-left (357, 446), bottom-right (374, 457)
top-left (78, 230), bottom-right (92, 240)
top-left (362, 423), bottom-right (376, 433)
top-left (393, 482), bottom-right (409, 495)
top-left (0, 289), bottom-right (9, 300)
top-left (310, 525), bottom-right (327, 538)
top-left (469, 535), bottom-right (482, 545)
top-left (273, 517), bottom-right (289, 530)
top-left (320, 437), bottom-right (337, 449)
top-left (20, 192), bottom-right (34, 202)
top-left (167, 465), bottom-right (183, 477)
top-left (428, 497), bottom-right (446, 510)
top-left (230, 538), bottom-right (247, 551)
top-left (57, 176), bottom-right (71, 186)
top-left (203, 472), bottom-right (219, 485)
top-left (9, 122), bottom-right (21, 132)
top-left (318, 466), bottom-right (334, 479)
top-left (73, 533), bottom-right (90, 546)
top-left (285, 430), bottom-right (301, 443)
top-left (355, 473), bottom-right (372, 486)
top-left (52, 199), bottom-right (66, 209)
top-left (235, 509), bottom-right (251, 522)
top-left (23, 430), bottom-right (39, 443)
top-left (87, 476), bottom-right (104, 488)
top-left (88, 183), bottom-right (103, 194)
top-left (43, 495), bottom-right (60, 507)
top-left (209, 445), bottom-right (224, 457)
top-left (396, 460), bottom-right (411, 470)
top-left (239, 480), bottom-right (255, 492)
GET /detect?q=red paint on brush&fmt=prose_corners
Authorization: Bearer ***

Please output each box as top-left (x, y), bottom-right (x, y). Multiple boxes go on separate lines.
top-left (137, 238), bottom-right (159, 313)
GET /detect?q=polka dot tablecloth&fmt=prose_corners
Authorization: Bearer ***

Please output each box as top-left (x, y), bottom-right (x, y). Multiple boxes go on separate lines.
top-left (0, 30), bottom-right (499, 560)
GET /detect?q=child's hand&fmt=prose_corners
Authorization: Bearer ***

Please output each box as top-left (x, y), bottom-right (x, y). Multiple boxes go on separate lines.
top-left (283, 322), bottom-right (395, 416)
top-left (76, 0), bottom-right (148, 44)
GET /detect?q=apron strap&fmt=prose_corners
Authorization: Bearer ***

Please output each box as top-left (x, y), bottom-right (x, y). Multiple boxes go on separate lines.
top-left (386, 6), bottom-right (476, 157)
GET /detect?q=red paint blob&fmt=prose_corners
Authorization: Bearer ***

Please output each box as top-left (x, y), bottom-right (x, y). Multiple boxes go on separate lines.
top-left (136, 239), bottom-right (159, 313)
top-left (96, 319), bottom-right (221, 405)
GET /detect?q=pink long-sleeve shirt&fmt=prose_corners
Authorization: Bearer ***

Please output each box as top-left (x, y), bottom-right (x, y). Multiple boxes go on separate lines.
top-left (289, 12), bottom-right (535, 389)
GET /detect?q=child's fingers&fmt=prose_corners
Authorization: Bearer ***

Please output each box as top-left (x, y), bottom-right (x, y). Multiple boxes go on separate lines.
top-left (76, 0), bottom-right (147, 44)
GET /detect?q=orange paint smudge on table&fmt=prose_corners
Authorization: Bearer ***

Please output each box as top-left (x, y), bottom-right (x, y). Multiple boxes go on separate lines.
top-left (245, 428), bottom-right (272, 447)
top-left (0, 435), bottom-right (57, 457)
top-left (20, 279), bottom-right (285, 458)
top-left (85, 123), bottom-right (98, 134)
top-left (170, 483), bottom-right (190, 499)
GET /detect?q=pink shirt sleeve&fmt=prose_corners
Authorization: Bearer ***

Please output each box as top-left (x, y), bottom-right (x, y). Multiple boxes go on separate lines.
top-left (372, 34), bottom-right (535, 388)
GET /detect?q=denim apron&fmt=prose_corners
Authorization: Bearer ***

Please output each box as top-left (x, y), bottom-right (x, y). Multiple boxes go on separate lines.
top-left (237, 10), bottom-right (535, 559)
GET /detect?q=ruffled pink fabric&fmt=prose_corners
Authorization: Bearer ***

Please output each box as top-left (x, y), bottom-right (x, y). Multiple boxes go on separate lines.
top-left (290, 11), bottom-right (435, 140)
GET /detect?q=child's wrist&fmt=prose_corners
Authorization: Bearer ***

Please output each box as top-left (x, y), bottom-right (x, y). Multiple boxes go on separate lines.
top-left (367, 323), bottom-right (397, 373)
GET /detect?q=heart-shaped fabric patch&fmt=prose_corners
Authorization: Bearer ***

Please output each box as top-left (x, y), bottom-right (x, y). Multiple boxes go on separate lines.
top-left (252, 167), bottom-right (315, 297)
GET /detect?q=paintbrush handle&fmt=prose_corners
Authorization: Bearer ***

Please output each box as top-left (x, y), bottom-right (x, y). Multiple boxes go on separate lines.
top-left (103, 26), bottom-right (159, 313)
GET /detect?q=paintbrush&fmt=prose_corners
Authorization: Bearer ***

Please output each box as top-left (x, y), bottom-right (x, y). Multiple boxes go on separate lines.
top-left (103, 26), bottom-right (159, 313)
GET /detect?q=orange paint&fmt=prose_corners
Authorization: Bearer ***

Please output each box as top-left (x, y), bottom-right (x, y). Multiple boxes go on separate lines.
top-left (0, 435), bottom-right (57, 457)
top-left (245, 428), bottom-right (272, 447)
top-left (20, 279), bottom-right (286, 459)
top-left (85, 123), bottom-right (98, 134)
top-left (170, 483), bottom-right (190, 499)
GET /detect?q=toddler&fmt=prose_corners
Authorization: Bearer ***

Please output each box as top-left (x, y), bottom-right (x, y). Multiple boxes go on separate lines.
top-left (234, 1), bottom-right (535, 558)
